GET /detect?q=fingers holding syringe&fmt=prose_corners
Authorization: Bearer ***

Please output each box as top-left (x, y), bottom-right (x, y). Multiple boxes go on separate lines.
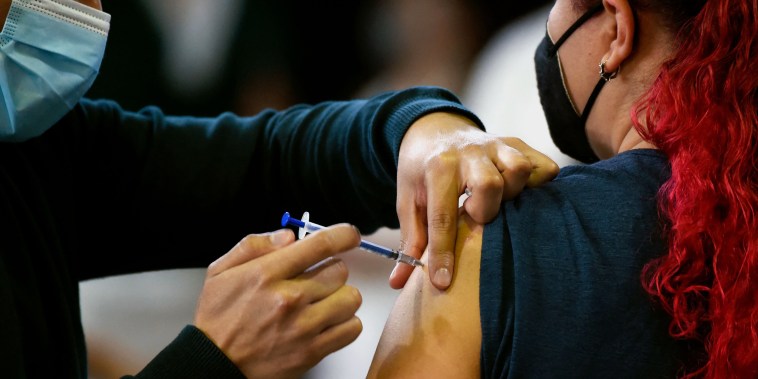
top-left (310, 304), bottom-right (363, 361)
top-left (192, 225), bottom-right (362, 378)
top-left (241, 260), bottom-right (362, 371)
top-left (293, 255), bottom-right (352, 303)
top-left (305, 284), bottom-right (363, 337)
top-left (207, 229), bottom-right (296, 275)
top-left (261, 223), bottom-right (361, 279)
top-left (288, 259), bottom-right (363, 358)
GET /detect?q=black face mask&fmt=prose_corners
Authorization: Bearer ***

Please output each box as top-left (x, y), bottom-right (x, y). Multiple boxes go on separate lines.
top-left (534, 4), bottom-right (605, 164)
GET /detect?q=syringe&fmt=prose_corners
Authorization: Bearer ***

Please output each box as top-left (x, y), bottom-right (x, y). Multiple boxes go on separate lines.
top-left (281, 211), bottom-right (423, 268)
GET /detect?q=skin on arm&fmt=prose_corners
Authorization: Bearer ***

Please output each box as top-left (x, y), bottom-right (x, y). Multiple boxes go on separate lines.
top-left (369, 211), bottom-right (483, 378)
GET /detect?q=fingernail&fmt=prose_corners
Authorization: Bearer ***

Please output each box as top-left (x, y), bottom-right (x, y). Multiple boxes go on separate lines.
top-left (433, 268), bottom-right (452, 288)
top-left (352, 225), bottom-right (362, 236)
top-left (389, 263), bottom-right (399, 279)
top-left (270, 229), bottom-right (290, 246)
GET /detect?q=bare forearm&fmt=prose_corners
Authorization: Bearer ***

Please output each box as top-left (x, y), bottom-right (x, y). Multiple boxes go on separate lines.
top-left (368, 213), bottom-right (483, 378)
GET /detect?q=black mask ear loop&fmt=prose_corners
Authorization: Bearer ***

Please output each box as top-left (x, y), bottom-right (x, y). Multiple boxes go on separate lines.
top-left (548, 3), bottom-right (606, 123)
top-left (549, 4), bottom-right (605, 56)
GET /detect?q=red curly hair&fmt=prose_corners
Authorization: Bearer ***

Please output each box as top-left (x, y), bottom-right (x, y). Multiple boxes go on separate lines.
top-left (627, 0), bottom-right (758, 377)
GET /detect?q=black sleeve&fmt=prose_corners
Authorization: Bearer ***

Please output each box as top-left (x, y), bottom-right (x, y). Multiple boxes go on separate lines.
top-left (52, 86), bottom-right (482, 279)
top-left (121, 325), bottom-right (245, 379)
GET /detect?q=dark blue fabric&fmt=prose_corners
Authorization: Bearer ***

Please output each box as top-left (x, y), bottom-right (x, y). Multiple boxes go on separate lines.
top-left (0, 86), bottom-right (482, 378)
top-left (480, 149), bottom-right (685, 378)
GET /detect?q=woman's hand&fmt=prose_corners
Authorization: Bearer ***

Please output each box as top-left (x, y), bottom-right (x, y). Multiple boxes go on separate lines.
top-left (194, 225), bottom-right (363, 379)
top-left (393, 112), bottom-right (559, 290)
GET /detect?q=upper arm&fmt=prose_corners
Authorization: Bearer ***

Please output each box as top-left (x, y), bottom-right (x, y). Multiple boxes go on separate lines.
top-left (367, 213), bottom-right (483, 378)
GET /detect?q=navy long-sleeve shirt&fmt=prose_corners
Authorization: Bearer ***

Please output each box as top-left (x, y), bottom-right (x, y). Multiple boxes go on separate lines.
top-left (480, 150), bottom-right (691, 378)
top-left (0, 86), bottom-right (483, 378)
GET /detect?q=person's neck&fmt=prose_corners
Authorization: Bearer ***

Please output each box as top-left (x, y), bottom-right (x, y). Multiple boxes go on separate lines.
top-left (617, 126), bottom-right (656, 153)
top-left (590, 105), bottom-right (657, 159)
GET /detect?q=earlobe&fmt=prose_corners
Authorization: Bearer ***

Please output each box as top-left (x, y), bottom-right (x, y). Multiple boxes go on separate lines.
top-left (601, 0), bottom-right (635, 74)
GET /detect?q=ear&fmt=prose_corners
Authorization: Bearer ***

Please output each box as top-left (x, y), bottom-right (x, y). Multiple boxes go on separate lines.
top-left (601, 0), bottom-right (635, 74)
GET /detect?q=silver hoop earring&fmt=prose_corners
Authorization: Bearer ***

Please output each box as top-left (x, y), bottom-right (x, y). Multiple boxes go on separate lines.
top-left (599, 60), bottom-right (619, 81)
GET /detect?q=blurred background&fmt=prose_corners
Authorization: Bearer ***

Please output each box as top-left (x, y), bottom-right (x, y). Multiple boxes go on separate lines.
top-left (79, 1), bottom-right (574, 378)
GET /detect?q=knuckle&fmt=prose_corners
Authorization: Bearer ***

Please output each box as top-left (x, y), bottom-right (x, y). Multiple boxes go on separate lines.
top-left (511, 155), bottom-right (533, 175)
top-left (528, 161), bottom-right (560, 187)
top-left (247, 274), bottom-right (267, 291)
top-left (433, 250), bottom-right (455, 266)
top-left (311, 229), bottom-right (340, 252)
top-left (430, 210), bottom-right (455, 232)
top-left (326, 259), bottom-right (350, 283)
top-left (396, 199), bottom-right (413, 217)
top-left (545, 160), bottom-right (561, 176)
top-left (235, 233), bottom-right (264, 256)
top-left (473, 172), bottom-right (506, 192)
top-left (426, 150), bottom-right (458, 171)
top-left (238, 234), bottom-right (257, 249)
top-left (502, 136), bottom-right (526, 147)
top-left (272, 289), bottom-right (303, 315)
top-left (206, 259), bottom-right (220, 274)
top-left (320, 225), bottom-right (357, 250)
top-left (336, 260), bottom-right (350, 282)
top-left (246, 264), bottom-right (267, 284)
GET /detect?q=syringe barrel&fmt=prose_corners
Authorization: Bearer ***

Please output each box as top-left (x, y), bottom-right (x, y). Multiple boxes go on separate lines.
top-left (302, 221), bottom-right (324, 234)
top-left (359, 240), bottom-right (395, 259)
top-left (281, 211), bottom-right (398, 261)
top-left (301, 221), bottom-right (394, 259)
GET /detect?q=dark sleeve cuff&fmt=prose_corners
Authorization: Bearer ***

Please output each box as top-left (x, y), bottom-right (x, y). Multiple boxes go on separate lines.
top-left (374, 86), bottom-right (486, 170)
top-left (123, 325), bottom-right (245, 379)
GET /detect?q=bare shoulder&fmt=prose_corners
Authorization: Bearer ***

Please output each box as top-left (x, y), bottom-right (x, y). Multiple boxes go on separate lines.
top-left (367, 213), bottom-right (484, 379)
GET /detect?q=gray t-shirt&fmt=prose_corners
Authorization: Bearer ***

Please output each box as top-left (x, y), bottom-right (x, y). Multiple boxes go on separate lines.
top-left (480, 149), bottom-right (688, 378)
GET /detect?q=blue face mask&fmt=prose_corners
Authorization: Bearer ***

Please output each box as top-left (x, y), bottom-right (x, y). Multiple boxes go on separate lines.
top-left (0, 0), bottom-right (110, 142)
